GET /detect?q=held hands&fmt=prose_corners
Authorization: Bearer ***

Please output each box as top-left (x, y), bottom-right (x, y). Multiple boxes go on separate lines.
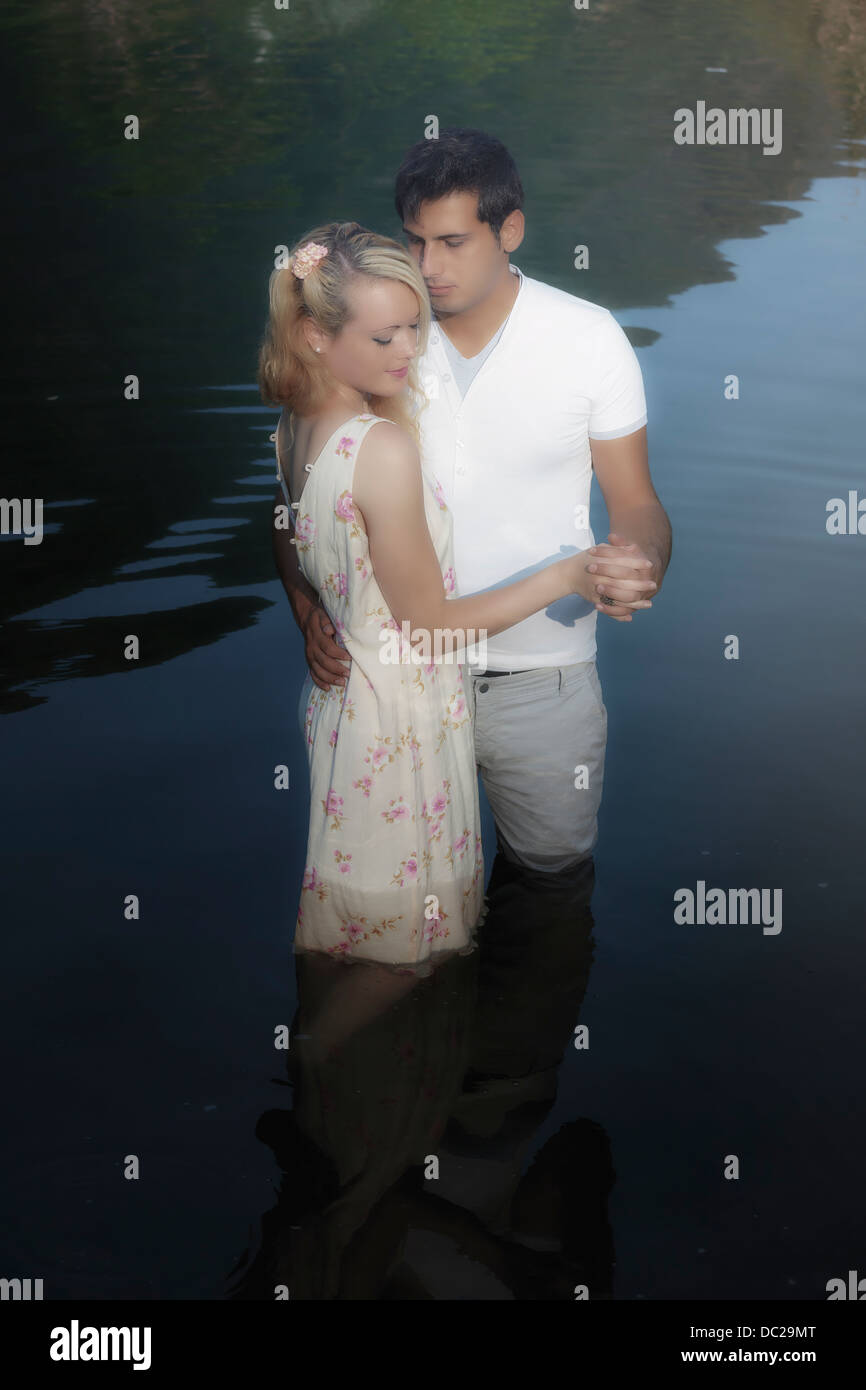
top-left (575, 532), bottom-right (658, 623)
top-left (303, 604), bottom-right (351, 689)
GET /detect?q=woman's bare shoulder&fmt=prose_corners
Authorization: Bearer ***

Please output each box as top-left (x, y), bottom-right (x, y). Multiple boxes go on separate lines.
top-left (355, 417), bottom-right (420, 476)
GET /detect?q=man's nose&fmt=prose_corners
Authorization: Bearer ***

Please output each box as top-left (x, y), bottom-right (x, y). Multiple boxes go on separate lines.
top-left (420, 244), bottom-right (441, 277)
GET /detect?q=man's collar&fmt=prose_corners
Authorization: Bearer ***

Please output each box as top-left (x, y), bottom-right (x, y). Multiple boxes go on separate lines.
top-left (428, 263), bottom-right (525, 347)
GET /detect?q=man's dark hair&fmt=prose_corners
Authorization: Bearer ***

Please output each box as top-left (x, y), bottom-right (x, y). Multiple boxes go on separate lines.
top-left (394, 128), bottom-right (524, 240)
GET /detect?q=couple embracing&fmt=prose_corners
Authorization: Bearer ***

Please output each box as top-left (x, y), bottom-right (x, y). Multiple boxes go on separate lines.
top-left (259, 128), bottom-right (670, 978)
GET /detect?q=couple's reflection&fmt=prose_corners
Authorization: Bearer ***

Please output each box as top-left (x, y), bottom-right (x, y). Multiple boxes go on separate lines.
top-left (227, 851), bottom-right (614, 1300)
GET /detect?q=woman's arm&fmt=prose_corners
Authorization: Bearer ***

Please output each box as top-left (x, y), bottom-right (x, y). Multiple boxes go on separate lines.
top-left (353, 423), bottom-right (651, 642)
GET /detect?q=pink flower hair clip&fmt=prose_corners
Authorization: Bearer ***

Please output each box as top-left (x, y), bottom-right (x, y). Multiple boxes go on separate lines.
top-left (291, 241), bottom-right (329, 279)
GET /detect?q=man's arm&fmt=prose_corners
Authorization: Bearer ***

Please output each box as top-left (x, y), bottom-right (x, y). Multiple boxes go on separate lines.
top-left (272, 487), bottom-right (351, 689)
top-left (272, 486), bottom-right (318, 626)
top-left (589, 426), bottom-right (671, 613)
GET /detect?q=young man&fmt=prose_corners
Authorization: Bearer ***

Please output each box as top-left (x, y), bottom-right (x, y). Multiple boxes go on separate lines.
top-left (276, 128), bottom-right (671, 876)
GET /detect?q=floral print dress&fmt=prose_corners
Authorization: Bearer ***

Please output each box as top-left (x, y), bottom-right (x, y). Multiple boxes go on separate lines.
top-left (273, 411), bottom-right (486, 976)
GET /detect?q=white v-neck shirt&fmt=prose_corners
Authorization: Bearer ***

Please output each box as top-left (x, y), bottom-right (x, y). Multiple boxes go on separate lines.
top-left (438, 314), bottom-right (509, 397)
top-left (415, 264), bottom-right (648, 669)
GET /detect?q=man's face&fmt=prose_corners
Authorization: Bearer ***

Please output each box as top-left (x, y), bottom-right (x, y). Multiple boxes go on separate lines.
top-left (402, 191), bottom-right (508, 318)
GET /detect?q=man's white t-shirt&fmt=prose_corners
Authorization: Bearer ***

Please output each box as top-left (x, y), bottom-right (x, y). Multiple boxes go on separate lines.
top-left (438, 314), bottom-right (510, 397)
top-left (415, 264), bottom-right (647, 669)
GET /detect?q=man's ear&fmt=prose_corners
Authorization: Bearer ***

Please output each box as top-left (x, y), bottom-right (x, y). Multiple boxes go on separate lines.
top-left (500, 209), bottom-right (525, 255)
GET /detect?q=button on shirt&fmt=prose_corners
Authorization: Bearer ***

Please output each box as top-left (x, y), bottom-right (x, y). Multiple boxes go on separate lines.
top-left (439, 321), bottom-right (510, 478)
top-left (416, 264), bottom-right (648, 669)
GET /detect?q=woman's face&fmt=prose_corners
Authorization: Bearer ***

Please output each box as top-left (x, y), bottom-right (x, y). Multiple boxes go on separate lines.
top-left (317, 275), bottom-right (421, 398)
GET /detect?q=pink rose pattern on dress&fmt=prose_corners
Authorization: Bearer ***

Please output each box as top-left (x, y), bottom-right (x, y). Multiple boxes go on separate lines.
top-left (430, 474), bottom-right (448, 511)
top-left (294, 513), bottom-right (316, 553)
top-left (323, 571), bottom-right (349, 598)
top-left (434, 687), bottom-right (469, 753)
top-left (335, 490), bottom-right (365, 540)
top-left (420, 780), bottom-right (451, 843)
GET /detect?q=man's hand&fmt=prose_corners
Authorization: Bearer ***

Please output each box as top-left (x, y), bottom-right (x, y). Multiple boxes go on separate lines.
top-left (304, 605), bottom-right (352, 689)
top-left (586, 531), bottom-right (659, 623)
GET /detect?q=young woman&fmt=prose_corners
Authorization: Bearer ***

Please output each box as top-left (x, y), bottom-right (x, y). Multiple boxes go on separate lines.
top-left (258, 221), bottom-right (639, 978)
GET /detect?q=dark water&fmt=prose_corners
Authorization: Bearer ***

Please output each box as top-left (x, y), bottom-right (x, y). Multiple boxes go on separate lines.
top-left (2, 0), bottom-right (865, 1300)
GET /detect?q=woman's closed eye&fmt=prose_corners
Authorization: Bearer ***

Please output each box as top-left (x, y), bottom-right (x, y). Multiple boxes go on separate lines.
top-left (373, 322), bottom-right (420, 346)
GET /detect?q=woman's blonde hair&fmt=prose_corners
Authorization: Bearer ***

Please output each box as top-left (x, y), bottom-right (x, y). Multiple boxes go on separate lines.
top-left (257, 220), bottom-right (430, 445)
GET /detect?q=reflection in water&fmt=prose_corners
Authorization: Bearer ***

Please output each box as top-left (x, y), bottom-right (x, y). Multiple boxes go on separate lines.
top-left (4, 596), bottom-right (269, 715)
top-left (227, 945), bottom-right (477, 1300)
top-left (228, 852), bottom-right (611, 1300)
